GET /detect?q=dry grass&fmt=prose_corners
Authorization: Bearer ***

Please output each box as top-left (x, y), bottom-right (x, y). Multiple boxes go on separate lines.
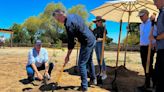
top-left (0, 47), bottom-right (151, 92)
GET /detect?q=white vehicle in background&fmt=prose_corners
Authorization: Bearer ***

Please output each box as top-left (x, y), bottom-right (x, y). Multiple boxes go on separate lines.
top-left (0, 35), bottom-right (5, 48)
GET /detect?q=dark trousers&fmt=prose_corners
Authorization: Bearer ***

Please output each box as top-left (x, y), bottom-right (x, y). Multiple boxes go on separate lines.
top-left (155, 49), bottom-right (164, 92)
top-left (140, 46), bottom-right (155, 87)
top-left (26, 62), bottom-right (54, 80)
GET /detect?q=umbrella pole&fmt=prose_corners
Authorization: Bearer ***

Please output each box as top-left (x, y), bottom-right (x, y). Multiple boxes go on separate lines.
top-left (112, 20), bottom-right (122, 90)
top-left (123, 12), bottom-right (131, 67)
top-left (123, 30), bottom-right (129, 67)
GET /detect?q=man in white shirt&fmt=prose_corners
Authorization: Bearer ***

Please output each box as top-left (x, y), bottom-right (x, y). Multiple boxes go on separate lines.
top-left (139, 9), bottom-right (157, 89)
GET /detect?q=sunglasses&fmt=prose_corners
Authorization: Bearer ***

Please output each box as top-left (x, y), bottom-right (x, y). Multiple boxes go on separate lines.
top-left (96, 20), bottom-right (102, 23)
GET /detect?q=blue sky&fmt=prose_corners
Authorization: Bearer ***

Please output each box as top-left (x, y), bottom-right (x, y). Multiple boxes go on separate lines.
top-left (0, 0), bottom-right (128, 43)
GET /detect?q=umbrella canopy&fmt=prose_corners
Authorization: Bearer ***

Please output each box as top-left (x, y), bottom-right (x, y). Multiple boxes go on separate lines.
top-left (91, 0), bottom-right (159, 23)
top-left (91, 0), bottom-right (159, 67)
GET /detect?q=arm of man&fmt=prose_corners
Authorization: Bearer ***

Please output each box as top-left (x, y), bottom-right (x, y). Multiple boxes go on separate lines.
top-left (64, 25), bottom-right (75, 66)
top-left (156, 32), bottom-right (164, 40)
top-left (64, 49), bottom-right (73, 66)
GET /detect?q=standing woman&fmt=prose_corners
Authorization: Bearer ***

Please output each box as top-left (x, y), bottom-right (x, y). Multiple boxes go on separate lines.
top-left (93, 16), bottom-right (108, 80)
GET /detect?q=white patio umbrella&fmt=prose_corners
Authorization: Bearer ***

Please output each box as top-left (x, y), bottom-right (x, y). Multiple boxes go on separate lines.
top-left (91, 0), bottom-right (158, 89)
top-left (91, 0), bottom-right (159, 68)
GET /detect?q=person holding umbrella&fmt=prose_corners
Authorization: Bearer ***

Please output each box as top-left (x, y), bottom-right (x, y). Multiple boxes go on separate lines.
top-left (138, 9), bottom-right (157, 89)
top-left (150, 0), bottom-right (164, 91)
top-left (92, 16), bottom-right (108, 80)
top-left (52, 9), bottom-right (97, 92)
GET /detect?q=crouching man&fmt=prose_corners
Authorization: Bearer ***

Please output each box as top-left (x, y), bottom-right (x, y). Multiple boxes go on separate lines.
top-left (26, 40), bottom-right (54, 82)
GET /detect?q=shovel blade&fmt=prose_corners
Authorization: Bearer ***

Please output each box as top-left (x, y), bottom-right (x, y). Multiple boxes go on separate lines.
top-left (97, 75), bottom-right (103, 85)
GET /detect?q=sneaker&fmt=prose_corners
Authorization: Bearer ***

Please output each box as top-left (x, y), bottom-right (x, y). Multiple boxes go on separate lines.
top-left (101, 73), bottom-right (107, 80)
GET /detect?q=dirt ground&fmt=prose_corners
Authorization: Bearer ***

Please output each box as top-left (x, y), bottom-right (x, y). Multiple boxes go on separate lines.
top-left (0, 47), bottom-right (152, 92)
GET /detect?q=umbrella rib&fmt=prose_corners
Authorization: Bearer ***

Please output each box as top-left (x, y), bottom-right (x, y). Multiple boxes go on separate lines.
top-left (122, 3), bottom-right (129, 11)
top-left (91, 3), bottom-right (121, 12)
top-left (131, 2), bottom-right (140, 12)
top-left (91, 3), bottom-right (131, 13)
top-left (115, 2), bottom-right (129, 22)
top-left (137, 3), bottom-right (158, 12)
top-left (129, 1), bottom-right (158, 12)
top-left (101, 4), bottom-right (125, 17)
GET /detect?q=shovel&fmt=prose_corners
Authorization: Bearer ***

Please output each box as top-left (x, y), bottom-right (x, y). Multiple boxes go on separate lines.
top-left (146, 13), bottom-right (156, 74)
top-left (97, 25), bottom-right (106, 85)
top-left (50, 63), bottom-right (66, 91)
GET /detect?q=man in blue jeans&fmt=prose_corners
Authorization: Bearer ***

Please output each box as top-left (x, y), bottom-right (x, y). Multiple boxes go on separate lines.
top-left (26, 40), bottom-right (54, 82)
top-left (52, 9), bottom-right (97, 92)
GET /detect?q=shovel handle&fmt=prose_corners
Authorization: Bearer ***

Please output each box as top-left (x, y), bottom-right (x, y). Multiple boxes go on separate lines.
top-left (146, 26), bottom-right (154, 73)
top-left (146, 42), bottom-right (152, 73)
top-left (100, 26), bottom-right (106, 67)
top-left (56, 64), bottom-right (65, 83)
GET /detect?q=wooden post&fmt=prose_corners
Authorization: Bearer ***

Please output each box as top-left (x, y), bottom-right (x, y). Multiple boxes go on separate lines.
top-left (10, 32), bottom-right (13, 47)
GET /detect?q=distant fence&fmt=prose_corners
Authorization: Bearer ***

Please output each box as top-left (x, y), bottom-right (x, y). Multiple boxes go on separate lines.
top-left (105, 44), bottom-right (140, 51)
top-left (3, 43), bottom-right (140, 51)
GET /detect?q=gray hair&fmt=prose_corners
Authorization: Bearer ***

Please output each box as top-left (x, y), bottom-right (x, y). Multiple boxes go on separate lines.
top-left (52, 9), bottom-right (65, 17)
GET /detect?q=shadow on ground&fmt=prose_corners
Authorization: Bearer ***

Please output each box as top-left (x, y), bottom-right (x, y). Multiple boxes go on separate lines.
top-left (19, 65), bottom-right (145, 92)
top-left (64, 65), bottom-right (145, 92)
top-left (19, 78), bottom-right (31, 85)
top-left (39, 83), bottom-right (80, 92)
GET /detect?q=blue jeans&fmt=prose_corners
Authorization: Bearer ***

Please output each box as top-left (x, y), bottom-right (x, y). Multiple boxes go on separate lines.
top-left (78, 42), bottom-right (96, 89)
top-left (26, 62), bottom-right (54, 81)
top-left (95, 41), bottom-right (106, 72)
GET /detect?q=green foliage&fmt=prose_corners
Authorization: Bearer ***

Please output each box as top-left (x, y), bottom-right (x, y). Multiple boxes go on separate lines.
top-left (106, 36), bottom-right (113, 45)
top-left (10, 2), bottom-right (91, 48)
top-left (68, 5), bottom-right (88, 21)
top-left (39, 2), bottom-right (66, 45)
top-left (123, 23), bottom-right (140, 45)
top-left (125, 33), bottom-right (139, 46)
top-left (10, 23), bottom-right (30, 44)
top-left (42, 2), bottom-right (66, 18)
top-left (23, 16), bottom-right (41, 44)
top-left (55, 40), bottom-right (62, 48)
